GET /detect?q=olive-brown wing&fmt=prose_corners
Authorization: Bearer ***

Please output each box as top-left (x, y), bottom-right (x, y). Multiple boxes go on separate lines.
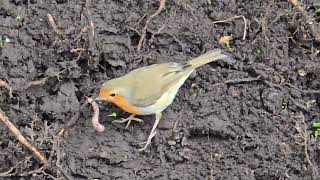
top-left (127, 62), bottom-right (192, 107)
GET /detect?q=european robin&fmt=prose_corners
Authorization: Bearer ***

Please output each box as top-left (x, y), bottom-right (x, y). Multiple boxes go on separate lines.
top-left (98, 49), bottom-right (235, 151)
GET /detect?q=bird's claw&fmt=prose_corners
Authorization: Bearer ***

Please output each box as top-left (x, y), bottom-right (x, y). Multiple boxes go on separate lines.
top-left (138, 130), bottom-right (157, 151)
top-left (112, 115), bottom-right (143, 129)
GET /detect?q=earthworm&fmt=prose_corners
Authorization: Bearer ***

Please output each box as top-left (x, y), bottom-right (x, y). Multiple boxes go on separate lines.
top-left (87, 97), bottom-right (105, 132)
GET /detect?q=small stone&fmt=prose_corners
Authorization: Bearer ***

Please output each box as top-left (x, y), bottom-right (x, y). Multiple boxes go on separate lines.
top-left (306, 100), bottom-right (316, 108)
top-left (168, 140), bottom-right (176, 146)
top-left (298, 69), bottom-right (307, 76)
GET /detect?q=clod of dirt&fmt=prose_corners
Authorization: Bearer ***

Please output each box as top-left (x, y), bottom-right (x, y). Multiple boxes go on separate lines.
top-left (40, 82), bottom-right (79, 119)
top-left (262, 88), bottom-right (285, 114)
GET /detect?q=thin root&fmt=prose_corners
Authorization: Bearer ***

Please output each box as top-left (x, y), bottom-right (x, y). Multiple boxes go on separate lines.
top-left (288, 0), bottom-right (320, 41)
top-left (294, 112), bottom-right (315, 171)
top-left (0, 80), bottom-right (13, 98)
top-left (74, 26), bottom-right (88, 42)
top-left (0, 109), bottom-right (48, 166)
top-left (137, 0), bottom-right (166, 51)
top-left (212, 15), bottom-right (248, 40)
top-left (0, 167), bottom-right (14, 177)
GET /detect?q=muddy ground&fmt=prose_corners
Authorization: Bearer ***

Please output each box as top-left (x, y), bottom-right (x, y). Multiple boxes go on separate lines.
top-left (1, 0), bottom-right (320, 179)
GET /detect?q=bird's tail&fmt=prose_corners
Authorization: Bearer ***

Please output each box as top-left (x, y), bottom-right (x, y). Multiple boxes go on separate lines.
top-left (188, 49), bottom-right (236, 68)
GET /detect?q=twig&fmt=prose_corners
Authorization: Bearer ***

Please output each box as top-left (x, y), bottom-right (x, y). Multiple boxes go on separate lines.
top-left (288, 0), bottom-right (320, 41)
top-left (70, 48), bottom-right (86, 53)
top-left (0, 109), bottom-right (48, 165)
top-left (261, 80), bottom-right (284, 90)
top-left (224, 76), bottom-right (261, 84)
top-left (137, 0), bottom-right (166, 51)
top-left (212, 15), bottom-right (247, 40)
top-left (27, 0), bottom-right (31, 16)
top-left (134, 13), bottom-right (149, 27)
top-left (26, 77), bottom-right (48, 88)
top-left (0, 80), bottom-right (13, 98)
top-left (284, 83), bottom-right (320, 94)
top-left (85, 0), bottom-right (95, 47)
top-left (87, 13), bottom-right (94, 41)
top-left (126, 26), bottom-right (142, 36)
top-left (47, 13), bottom-right (63, 36)
top-left (72, 26), bottom-right (88, 42)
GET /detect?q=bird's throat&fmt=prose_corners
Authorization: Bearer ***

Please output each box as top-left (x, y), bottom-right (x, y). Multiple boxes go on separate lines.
top-left (100, 89), bottom-right (141, 115)
top-left (112, 96), bottom-right (141, 115)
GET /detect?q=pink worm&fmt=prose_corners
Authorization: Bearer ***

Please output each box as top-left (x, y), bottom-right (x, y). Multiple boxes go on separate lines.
top-left (87, 97), bottom-right (105, 132)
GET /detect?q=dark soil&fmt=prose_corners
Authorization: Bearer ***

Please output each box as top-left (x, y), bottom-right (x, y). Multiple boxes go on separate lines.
top-left (1, 0), bottom-right (320, 179)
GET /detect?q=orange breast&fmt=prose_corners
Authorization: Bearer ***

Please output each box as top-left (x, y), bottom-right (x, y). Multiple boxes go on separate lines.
top-left (112, 96), bottom-right (141, 115)
top-left (99, 89), bottom-right (142, 115)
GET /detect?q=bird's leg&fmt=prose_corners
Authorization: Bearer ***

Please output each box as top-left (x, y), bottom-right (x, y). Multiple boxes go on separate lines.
top-left (112, 114), bottom-right (143, 129)
top-left (138, 112), bottom-right (162, 151)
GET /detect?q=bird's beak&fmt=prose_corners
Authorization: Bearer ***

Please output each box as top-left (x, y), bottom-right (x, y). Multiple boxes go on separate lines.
top-left (95, 95), bottom-right (109, 102)
top-left (95, 96), bottom-right (102, 101)
top-left (96, 96), bottom-right (108, 101)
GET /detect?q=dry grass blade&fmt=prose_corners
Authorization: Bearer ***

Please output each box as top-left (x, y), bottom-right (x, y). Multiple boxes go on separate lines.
top-left (47, 13), bottom-right (63, 36)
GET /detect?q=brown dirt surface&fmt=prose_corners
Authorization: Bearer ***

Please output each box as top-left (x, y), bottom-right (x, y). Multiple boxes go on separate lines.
top-left (1, 0), bottom-right (320, 179)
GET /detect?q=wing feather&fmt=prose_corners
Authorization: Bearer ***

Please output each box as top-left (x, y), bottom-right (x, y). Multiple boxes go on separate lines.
top-left (128, 63), bottom-right (193, 107)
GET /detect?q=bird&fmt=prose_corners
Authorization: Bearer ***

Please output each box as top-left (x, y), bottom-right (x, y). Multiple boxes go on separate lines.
top-left (98, 49), bottom-right (235, 151)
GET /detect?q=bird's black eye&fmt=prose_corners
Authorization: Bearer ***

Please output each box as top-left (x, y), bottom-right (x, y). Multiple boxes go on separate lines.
top-left (110, 93), bottom-right (116, 97)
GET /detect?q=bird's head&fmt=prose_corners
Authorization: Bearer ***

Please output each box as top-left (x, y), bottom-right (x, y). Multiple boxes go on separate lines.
top-left (98, 79), bottom-right (140, 114)
top-left (99, 79), bottom-right (124, 100)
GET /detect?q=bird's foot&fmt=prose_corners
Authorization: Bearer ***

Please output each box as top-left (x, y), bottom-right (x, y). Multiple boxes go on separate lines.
top-left (138, 130), bottom-right (157, 151)
top-left (112, 114), bottom-right (143, 129)
top-left (138, 112), bottom-right (162, 151)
